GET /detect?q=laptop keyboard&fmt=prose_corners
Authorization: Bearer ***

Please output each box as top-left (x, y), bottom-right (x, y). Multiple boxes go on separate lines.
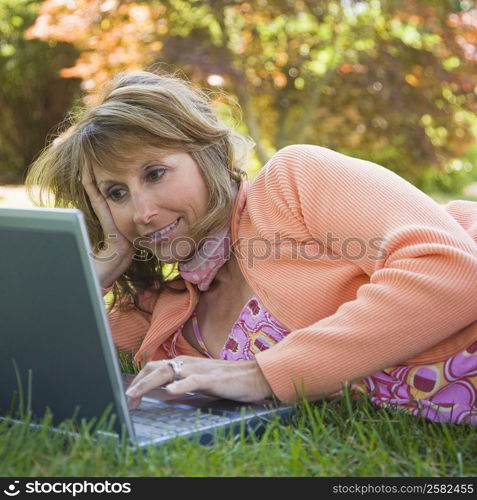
top-left (130, 399), bottom-right (233, 441)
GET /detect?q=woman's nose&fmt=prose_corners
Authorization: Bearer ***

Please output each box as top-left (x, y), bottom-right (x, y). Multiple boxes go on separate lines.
top-left (132, 194), bottom-right (159, 226)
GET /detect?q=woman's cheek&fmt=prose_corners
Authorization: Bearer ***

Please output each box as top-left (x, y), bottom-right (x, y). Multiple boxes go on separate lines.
top-left (112, 210), bottom-right (135, 241)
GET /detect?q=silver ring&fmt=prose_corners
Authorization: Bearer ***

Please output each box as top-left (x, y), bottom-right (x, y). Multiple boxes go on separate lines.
top-left (165, 360), bottom-right (184, 382)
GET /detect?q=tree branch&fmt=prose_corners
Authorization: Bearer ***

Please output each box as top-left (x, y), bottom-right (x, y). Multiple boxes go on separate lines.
top-left (210, 1), bottom-right (269, 165)
top-left (289, 66), bottom-right (337, 144)
top-left (235, 87), bottom-right (270, 165)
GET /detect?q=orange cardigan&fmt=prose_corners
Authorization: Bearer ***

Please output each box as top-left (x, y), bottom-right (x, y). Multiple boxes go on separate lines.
top-left (109, 145), bottom-right (477, 403)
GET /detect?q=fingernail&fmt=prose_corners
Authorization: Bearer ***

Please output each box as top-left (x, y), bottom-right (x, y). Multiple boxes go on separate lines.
top-left (127, 397), bottom-right (138, 410)
top-left (126, 387), bottom-right (137, 397)
top-left (165, 383), bottom-right (176, 391)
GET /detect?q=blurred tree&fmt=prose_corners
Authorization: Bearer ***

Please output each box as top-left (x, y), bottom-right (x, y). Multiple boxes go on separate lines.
top-left (0, 0), bottom-right (80, 183)
top-left (27, 0), bottom-right (477, 187)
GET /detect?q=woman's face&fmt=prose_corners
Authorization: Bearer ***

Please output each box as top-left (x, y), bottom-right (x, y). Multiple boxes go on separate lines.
top-left (92, 146), bottom-right (209, 262)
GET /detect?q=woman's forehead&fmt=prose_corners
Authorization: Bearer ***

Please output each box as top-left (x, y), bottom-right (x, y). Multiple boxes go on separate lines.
top-left (92, 144), bottom-right (175, 172)
top-left (90, 145), bottom-right (187, 180)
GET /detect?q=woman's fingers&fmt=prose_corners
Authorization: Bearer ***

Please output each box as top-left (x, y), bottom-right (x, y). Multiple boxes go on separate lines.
top-left (125, 361), bottom-right (176, 407)
top-left (165, 374), bottom-right (211, 396)
top-left (125, 357), bottom-right (274, 408)
top-left (81, 167), bottom-right (135, 287)
top-left (126, 361), bottom-right (172, 394)
top-left (81, 167), bottom-right (118, 236)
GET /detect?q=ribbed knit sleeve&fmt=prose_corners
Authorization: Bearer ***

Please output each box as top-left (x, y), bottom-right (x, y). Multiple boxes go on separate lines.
top-left (107, 291), bottom-right (157, 354)
top-left (254, 145), bottom-right (477, 403)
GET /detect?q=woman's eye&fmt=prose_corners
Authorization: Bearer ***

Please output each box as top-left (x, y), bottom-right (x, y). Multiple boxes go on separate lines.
top-left (147, 168), bottom-right (165, 181)
top-left (106, 188), bottom-right (126, 201)
top-left (104, 168), bottom-right (164, 201)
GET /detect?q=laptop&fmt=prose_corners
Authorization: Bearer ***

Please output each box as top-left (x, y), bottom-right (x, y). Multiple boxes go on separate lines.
top-left (0, 206), bottom-right (293, 448)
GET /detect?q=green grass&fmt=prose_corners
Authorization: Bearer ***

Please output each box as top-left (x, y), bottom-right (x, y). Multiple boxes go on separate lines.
top-left (1, 389), bottom-right (476, 477)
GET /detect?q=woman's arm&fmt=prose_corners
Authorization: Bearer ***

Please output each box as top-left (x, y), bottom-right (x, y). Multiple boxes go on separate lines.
top-left (252, 145), bottom-right (477, 402)
top-left (108, 300), bottom-right (154, 355)
top-left (104, 288), bottom-right (158, 355)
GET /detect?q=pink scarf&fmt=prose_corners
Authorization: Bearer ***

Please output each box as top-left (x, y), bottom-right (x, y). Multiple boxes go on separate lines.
top-left (178, 184), bottom-right (237, 291)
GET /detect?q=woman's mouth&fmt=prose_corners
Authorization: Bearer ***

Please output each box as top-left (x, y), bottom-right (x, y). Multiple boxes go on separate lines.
top-left (148, 218), bottom-right (180, 242)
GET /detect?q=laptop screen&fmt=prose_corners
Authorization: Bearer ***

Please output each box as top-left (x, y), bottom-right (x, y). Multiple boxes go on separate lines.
top-left (0, 208), bottom-right (132, 436)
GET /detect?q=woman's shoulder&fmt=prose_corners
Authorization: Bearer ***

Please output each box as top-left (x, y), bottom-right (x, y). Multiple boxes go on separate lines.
top-left (245, 145), bottom-right (337, 220)
top-left (253, 143), bottom-right (410, 194)
top-left (263, 144), bottom-right (339, 168)
top-left (249, 144), bottom-right (360, 197)
top-left (255, 144), bottom-right (361, 182)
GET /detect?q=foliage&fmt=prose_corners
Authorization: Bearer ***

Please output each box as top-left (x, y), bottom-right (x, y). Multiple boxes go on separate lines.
top-left (25, 0), bottom-right (477, 189)
top-left (0, 0), bottom-right (80, 183)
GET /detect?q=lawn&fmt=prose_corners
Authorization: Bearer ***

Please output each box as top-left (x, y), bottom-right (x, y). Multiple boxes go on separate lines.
top-left (0, 387), bottom-right (476, 477)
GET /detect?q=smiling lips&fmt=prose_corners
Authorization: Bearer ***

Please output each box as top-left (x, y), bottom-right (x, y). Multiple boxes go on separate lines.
top-left (145, 218), bottom-right (180, 242)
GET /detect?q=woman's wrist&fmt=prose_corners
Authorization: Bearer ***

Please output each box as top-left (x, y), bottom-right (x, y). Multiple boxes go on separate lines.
top-left (93, 253), bottom-right (129, 290)
top-left (243, 359), bottom-right (274, 400)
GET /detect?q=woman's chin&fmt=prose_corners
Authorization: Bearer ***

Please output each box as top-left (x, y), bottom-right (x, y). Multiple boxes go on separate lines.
top-left (151, 239), bottom-right (197, 263)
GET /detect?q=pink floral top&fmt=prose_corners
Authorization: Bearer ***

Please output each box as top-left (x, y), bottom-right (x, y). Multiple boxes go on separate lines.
top-left (169, 296), bottom-right (290, 360)
top-left (165, 294), bottom-right (477, 425)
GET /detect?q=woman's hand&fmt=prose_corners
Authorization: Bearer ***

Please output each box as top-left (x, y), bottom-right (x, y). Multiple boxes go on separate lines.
top-left (125, 356), bottom-right (274, 409)
top-left (81, 168), bottom-right (135, 288)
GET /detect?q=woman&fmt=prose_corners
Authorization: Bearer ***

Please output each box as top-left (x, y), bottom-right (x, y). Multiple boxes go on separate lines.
top-left (26, 70), bottom-right (477, 424)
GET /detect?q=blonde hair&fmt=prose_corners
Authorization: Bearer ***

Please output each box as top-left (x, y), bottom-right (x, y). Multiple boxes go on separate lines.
top-left (26, 70), bottom-right (253, 312)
